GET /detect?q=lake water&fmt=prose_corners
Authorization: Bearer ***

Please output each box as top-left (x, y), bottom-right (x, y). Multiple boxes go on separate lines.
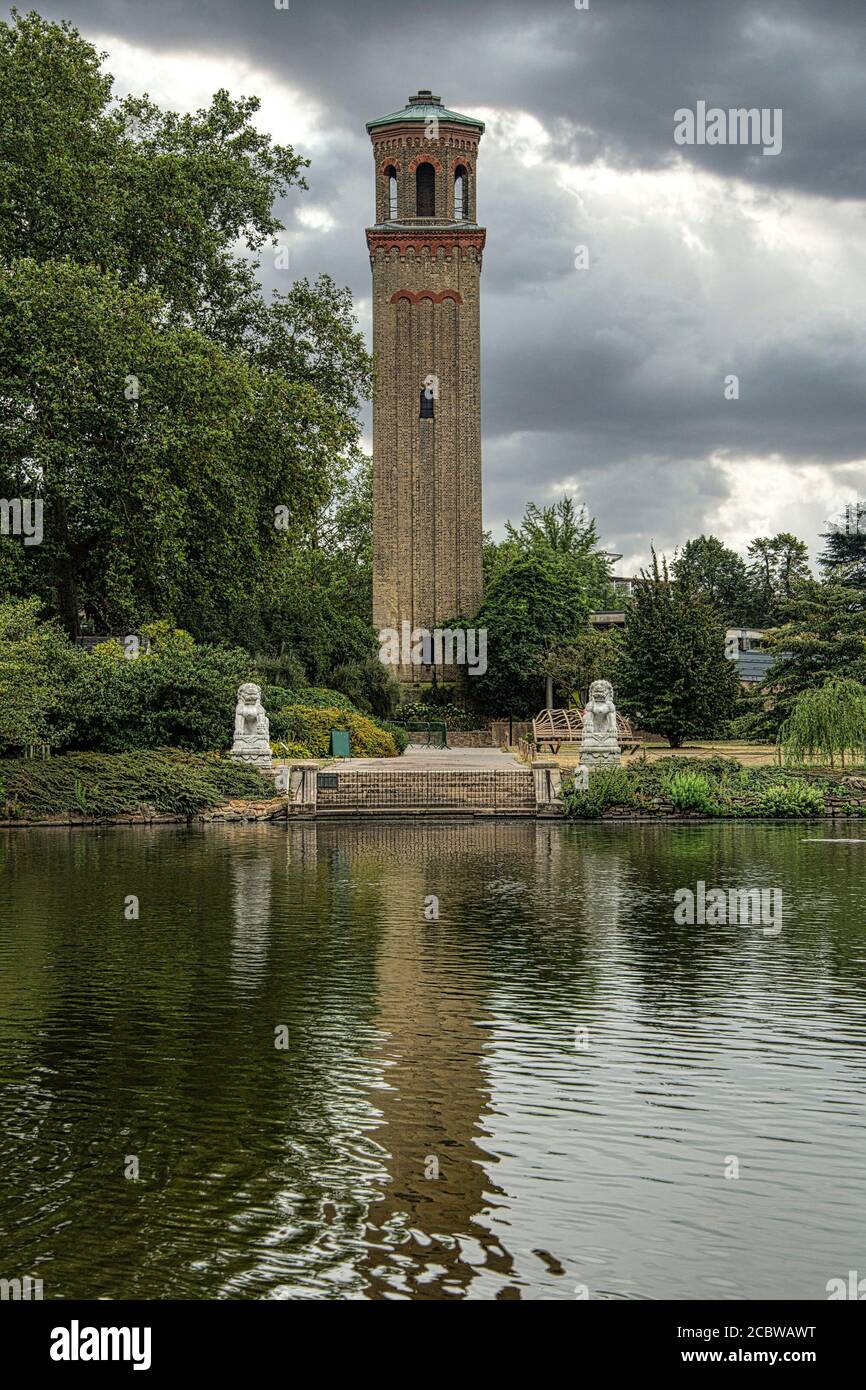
top-left (1, 820), bottom-right (864, 1300)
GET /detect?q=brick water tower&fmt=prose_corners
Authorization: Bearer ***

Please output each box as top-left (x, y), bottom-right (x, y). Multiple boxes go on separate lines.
top-left (366, 91), bottom-right (485, 681)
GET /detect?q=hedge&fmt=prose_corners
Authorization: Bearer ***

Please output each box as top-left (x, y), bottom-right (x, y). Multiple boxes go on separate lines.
top-left (378, 721), bottom-right (410, 754)
top-left (262, 685), bottom-right (356, 714)
top-left (0, 751), bottom-right (278, 819)
top-left (58, 644), bottom-right (256, 753)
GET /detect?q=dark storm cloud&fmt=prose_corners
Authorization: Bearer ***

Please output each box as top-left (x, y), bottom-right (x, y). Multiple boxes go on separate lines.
top-left (52, 0), bottom-right (866, 196)
top-left (27, 0), bottom-right (866, 560)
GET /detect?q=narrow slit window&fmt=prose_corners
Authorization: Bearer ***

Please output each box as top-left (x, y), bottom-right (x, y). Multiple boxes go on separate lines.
top-left (386, 166), bottom-right (398, 219)
top-left (454, 165), bottom-right (467, 220)
top-left (416, 162), bottom-right (435, 217)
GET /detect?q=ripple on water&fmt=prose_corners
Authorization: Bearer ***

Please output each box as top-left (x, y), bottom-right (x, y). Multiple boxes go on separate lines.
top-left (0, 820), bottom-right (864, 1299)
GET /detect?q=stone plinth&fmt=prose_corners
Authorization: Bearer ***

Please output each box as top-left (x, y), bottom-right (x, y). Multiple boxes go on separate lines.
top-left (580, 744), bottom-right (621, 771)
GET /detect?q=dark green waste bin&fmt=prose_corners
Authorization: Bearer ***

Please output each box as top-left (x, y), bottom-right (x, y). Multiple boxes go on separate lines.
top-left (329, 728), bottom-right (351, 757)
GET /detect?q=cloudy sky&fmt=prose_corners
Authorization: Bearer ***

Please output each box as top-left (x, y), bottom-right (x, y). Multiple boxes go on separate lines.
top-left (36, 0), bottom-right (866, 574)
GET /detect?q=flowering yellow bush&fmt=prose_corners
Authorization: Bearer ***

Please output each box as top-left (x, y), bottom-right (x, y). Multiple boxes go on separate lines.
top-left (271, 706), bottom-right (396, 758)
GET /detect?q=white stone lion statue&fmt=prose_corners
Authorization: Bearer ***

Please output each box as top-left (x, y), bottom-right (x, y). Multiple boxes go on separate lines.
top-left (234, 683), bottom-right (269, 740)
top-left (583, 679), bottom-right (618, 739)
top-left (231, 683), bottom-right (272, 768)
top-left (580, 678), bottom-right (621, 769)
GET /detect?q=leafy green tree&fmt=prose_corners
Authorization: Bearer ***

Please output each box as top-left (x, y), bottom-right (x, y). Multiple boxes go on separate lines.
top-left (0, 259), bottom-right (352, 641)
top-left (747, 533), bottom-right (812, 627)
top-left (755, 581), bottom-right (866, 728)
top-left (617, 550), bottom-right (740, 746)
top-left (481, 529), bottom-right (500, 589)
top-left (0, 10), bottom-right (308, 339)
top-left (465, 549), bottom-right (591, 717)
top-left (819, 502), bottom-right (866, 591)
top-left (487, 496), bottom-right (613, 609)
top-left (246, 278), bottom-right (371, 420)
top-left (672, 535), bottom-right (753, 625)
top-left (506, 496), bottom-right (597, 553)
top-left (0, 12), bottom-right (373, 656)
top-left (255, 452), bottom-right (376, 686)
top-left (264, 559), bottom-right (375, 684)
top-left (542, 628), bottom-right (623, 705)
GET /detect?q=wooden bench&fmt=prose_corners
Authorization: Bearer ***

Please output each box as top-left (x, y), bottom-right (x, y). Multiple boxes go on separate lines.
top-left (532, 708), bottom-right (583, 754)
top-left (531, 708), bottom-right (643, 756)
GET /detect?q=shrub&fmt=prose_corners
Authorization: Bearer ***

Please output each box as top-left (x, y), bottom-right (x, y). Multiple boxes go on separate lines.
top-left (753, 781), bottom-right (825, 817)
top-left (270, 740), bottom-right (312, 760)
top-left (0, 750), bottom-right (278, 819)
top-left (59, 643), bottom-right (255, 752)
top-left (265, 687), bottom-right (356, 718)
top-left (652, 754), bottom-right (742, 780)
top-left (260, 685), bottom-right (296, 713)
top-left (0, 597), bottom-right (81, 751)
top-left (330, 656), bottom-right (401, 719)
top-left (378, 721), bottom-right (409, 754)
top-left (625, 755), bottom-right (741, 807)
top-left (271, 705), bottom-right (397, 758)
top-left (662, 769), bottom-right (724, 815)
top-left (563, 767), bottom-right (635, 818)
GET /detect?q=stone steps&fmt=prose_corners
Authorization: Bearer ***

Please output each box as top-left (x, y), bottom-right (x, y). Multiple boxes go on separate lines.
top-left (314, 767), bottom-right (537, 813)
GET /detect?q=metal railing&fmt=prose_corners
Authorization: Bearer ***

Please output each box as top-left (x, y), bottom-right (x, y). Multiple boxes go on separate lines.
top-left (389, 720), bottom-right (448, 748)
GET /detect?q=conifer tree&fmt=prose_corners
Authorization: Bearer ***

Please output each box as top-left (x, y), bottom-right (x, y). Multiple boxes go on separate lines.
top-left (617, 550), bottom-right (740, 747)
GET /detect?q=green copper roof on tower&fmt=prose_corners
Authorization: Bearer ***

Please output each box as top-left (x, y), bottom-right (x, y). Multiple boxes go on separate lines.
top-left (366, 90), bottom-right (484, 133)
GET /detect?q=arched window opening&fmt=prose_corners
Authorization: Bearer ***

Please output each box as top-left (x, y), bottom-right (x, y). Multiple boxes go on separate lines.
top-left (385, 166), bottom-right (398, 219)
top-left (416, 162), bottom-right (435, 217)
top-left (454, 164), bottom-right (468, 220)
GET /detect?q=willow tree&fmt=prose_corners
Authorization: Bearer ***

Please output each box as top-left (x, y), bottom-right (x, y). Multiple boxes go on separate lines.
top-left (779, 679), bottom-right (866, 768)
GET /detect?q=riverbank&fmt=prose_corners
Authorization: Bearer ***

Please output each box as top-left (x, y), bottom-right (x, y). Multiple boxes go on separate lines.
top-left (7, 808), bottom-right (866, 828)
top-left (559, 756), bottom-right (866, 820)
top-left (0, 750), bottom-right (280, 823)
top-left (0, 798), bottom-right (286, 828)
top-left (3, 748), bottom-right (866, 826)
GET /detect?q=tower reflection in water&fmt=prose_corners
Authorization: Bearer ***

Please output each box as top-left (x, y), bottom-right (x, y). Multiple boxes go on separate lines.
top-left (284, 820), bottom-right (583, 1299)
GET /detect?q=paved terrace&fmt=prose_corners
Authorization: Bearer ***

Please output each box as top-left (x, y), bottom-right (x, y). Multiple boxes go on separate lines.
top-left (337, 745), bottom-right (525, 771)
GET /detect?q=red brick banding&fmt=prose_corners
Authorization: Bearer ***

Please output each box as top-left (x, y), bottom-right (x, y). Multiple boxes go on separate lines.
top-left (389, 289), bottom-right (464, 305)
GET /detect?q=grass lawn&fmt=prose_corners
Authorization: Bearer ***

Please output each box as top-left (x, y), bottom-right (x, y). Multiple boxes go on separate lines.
top-left (536, 739), bottom-right (779, 769)
top-left (531, 739), bottom-right (866, 777)
top-left (623, 740), bottom-right (781, 767)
